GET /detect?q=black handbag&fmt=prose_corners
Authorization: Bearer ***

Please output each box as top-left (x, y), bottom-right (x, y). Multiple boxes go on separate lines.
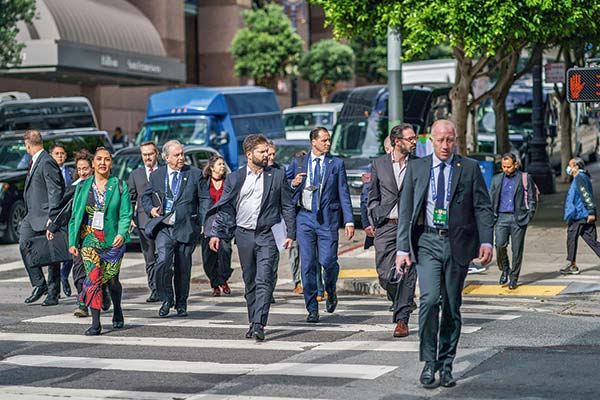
top-left (22, 231), bottom-right (71, 268)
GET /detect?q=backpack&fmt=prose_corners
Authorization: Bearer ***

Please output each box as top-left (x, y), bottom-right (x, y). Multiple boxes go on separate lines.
top-left (521, 172), bottom-right (539, 210)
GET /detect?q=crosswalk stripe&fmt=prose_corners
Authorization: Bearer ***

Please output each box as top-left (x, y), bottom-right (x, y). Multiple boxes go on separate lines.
top-left (0, 332), bottom-right (420, 352)
top-left (22, 313), bottom-right (482, 333)
top-left (2, 355), bottom-right (397, 380)
top-left (122, 304), bottom-right (520, 320)
top-left (0, 385), bottom-right (324, 400)
top-left (0, 260), bottom-right (25, 273)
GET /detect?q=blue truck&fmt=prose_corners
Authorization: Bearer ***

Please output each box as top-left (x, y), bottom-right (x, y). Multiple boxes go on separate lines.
top-left (138, 86), bottom-right (285, 170)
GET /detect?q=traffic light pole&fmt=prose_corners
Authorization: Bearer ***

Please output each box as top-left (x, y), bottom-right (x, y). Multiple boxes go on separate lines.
top-left (528, 46), bottom-right (556, 194)
top-left (387, 26), bottom-right (403, 132)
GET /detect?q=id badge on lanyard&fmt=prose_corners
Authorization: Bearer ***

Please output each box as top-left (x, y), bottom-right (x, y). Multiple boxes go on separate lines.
top-left (91, 178), bottom-right (105, 231)
top-left (431, 165), bottom-right (452, 226)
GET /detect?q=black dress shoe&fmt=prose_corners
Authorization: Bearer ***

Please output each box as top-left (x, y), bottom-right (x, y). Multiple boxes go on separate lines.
top-left (146, 290), bottom-right (160, 303)
top-left (508, 279), bottom-right (518, 290)
top-left (84, 325), bottom-right (102, 336)
top-left (176, 307), bottom-right (188, 317)
top-left (306, 310), bottom-right (319, 323)
top-left (41, 296), bottom-right (59, 306)
top-left (326, 292), bottom-right (338, 313)
top-left (112, 311), bottom-right (124, 329)
top-left (62, 279), bottom-right (72, 297)
top-left (25, 287), bottom-right (47, 304)
top-left (253, 324), bottom-right (265, 341)
top-left (499, 270), bottom-right (509, 285)
top-left (440, 369), bottom-right (456, 387)
top-left (245, 323), bottom-right (254, 339)
top-left (419, 362), bottom-right (438, 389)
top-left (158, 301), bottom-right (173, 317)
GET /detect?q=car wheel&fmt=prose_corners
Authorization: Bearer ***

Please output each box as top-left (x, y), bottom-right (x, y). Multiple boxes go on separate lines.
top-left (4, 200), bottom-right (26, 243)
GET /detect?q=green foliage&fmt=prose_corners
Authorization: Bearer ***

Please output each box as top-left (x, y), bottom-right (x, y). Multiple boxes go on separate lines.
top-left (349, 34), bottom-right (387, 83)
top-left (231, 3), bottom-right (304, 87)
top-left (0, 0), bottom-right (36, 68)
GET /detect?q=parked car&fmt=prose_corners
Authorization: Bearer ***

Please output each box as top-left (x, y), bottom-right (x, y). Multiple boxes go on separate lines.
top-left (272, 138), bottom-right (311, 169)
top-left (0, 129), bottom-right (113, 243)
top-left (282, 103), bottom-right (343, 140)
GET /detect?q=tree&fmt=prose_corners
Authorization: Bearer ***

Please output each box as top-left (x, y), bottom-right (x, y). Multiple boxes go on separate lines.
top-left (314, 0), bottom-right (598, 155)
top-left (231, 4), bottom-right (303, 88)
top-left (299, 40), bottom-right (354, 103)
top-left (349, 34), bottom-right (387, 83)
top-left (0, 0), bottom-right (36, 67)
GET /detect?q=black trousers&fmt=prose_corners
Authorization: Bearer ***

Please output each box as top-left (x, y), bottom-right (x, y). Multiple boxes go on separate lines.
top-left (19, 217), bottom-right (60, 298)
top-left (201, 236), bottom-right (233, 288)
top-left (495, 213), bottom-right (528, 280)
top-left (567, 221), bottom-right (600, 262)
top-left (138, 227), bottom-right (157, 291)
top-left (72, 253), bottom-right (86, 296)
top-left (235, 227), bottom-right (277, 326)
top-left (154, 227), bottom-right (195, 308)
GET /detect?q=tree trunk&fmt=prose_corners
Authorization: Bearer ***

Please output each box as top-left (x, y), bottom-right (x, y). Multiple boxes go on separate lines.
top-left (559, 100), bottom-right (572, 182)
top-left (450, 74), bottom-right (472, 155)
top-left (492, 94), bottom-right (511, 155)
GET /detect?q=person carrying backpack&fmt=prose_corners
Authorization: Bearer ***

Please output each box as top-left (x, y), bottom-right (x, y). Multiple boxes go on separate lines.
top-left (562, 157), bottom-right (600, 275)
top-left (490, 153), bottom-right (538, 289)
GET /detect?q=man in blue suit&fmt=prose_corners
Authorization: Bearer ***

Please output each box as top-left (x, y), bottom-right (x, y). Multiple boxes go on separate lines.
top-left (287, 126), bottom-right (354, 322)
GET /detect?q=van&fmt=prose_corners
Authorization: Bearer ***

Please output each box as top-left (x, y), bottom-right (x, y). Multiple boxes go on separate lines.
top-left (283, 103), bottom-right (343, 140)
top-left (139, 86), bottom-right (285, 170)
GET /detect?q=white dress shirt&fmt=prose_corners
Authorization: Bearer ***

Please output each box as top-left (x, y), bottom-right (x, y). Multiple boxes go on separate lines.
top-left (388, 153), bottom-right (408, 219)
top-left (236, 166), bottom-right (264, 229)
top-left (302, 152), bottom-right (325, 211)
top-left (30, 149), bottom-right (44, 170)
top-left (164, 166), bottom-right (181, 225)
top-left (145, 163), bottom-right (158, 181)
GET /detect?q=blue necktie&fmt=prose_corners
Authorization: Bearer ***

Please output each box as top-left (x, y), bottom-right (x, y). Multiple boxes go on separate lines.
top-left (311, 158), bottom-right (321, 212)
top-left (171, 171), bottom-right (180, 196)
top-left (435, 162), bottom-right (446, 211)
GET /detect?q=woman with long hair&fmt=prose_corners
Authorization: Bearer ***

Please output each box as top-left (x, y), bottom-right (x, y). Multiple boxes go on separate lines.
top-left (200, 154), bottom-right (233, 296)
top-left (68, 147), bottom-right (132, 335)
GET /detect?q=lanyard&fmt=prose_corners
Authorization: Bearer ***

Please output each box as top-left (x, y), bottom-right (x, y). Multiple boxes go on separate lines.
top-left (430, 162), bottom-right (453, 203)
top-left (91, 177), bottom-right (106, 211)
top-left (164, 170), bottom-right (181, 198)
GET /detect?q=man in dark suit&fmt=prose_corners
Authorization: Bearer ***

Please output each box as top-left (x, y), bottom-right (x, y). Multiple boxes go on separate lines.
top-left (396, 119), bottom-right (494, 389)
top-left (368, 124), bottom-right (418, 337)
top-left (142, 140), bottom-right (209, 318)
top-left (129, 141), bottom-right (160, 302)
top-left (20, 130), bottom-right (65, 306)
top-left (50, 142), bottom-right (75, 297)
top-left (287, 127), bottom-right (354, 323)
top-left (490, 153), bottom-right (537, 290)
top-left (207, 134), bottom-right (296, 341)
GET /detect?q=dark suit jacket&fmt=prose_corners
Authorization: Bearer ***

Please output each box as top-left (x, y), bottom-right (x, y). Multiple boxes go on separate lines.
top-left (360, 179), bottom-right (374, 249)
top-left (286, 153), bottom-right (353, 229)
top-left (24, 151), bottom-right (65, 231)
top-left (205, 166), bottom-right (296, 242)
top-left (489, 171), bottom-right (536, 227)
top-left (141, 165), bottom-right (209, 244)
top-left (367, 153), bottom-right (417, 228)
top-left (128, 166), bottom-right (153, 228)
top-left (396, 154), bottom-right (494, 266)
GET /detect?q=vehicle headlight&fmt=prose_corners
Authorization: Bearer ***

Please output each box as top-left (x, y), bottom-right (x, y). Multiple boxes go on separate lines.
top-left (0, 182), bottom-right (8, 201)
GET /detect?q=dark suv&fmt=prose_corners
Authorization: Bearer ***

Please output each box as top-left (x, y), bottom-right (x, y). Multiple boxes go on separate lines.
top-left (0, 129), bottom-right (113, 242)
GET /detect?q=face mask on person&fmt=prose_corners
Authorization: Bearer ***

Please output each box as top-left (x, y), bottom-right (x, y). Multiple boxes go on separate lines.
top-left (566, 166), bottom-right (573, 176)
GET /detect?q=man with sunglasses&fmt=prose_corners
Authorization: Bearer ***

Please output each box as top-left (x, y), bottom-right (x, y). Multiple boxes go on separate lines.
top-left (367, 123), bottom-right (418, 338)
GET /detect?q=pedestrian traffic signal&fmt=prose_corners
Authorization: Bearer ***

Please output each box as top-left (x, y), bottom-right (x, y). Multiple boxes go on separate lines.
top-left (567, 67), bottom-right (600, 102)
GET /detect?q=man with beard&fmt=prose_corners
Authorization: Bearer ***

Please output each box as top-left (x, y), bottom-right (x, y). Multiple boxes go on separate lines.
top-left (207, 134), bottom-right (296, 341)
top-left (368, 124), bottom-right (418, 337)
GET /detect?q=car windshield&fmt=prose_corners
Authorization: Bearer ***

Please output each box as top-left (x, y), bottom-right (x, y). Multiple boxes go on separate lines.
top-left (478, 91), bottom-right (536, 136)
top-left (275, 142), bottom-right (311, 166)
top-left (331, 116), bottom-right (387, 158)
top-left (0, 140), bottom-right (29, 169)
top-left (284, 112), bottom-right (335, 132)
top-left (0, 101), bottom-right (96, 132)
top-left (141, 119), bottom-right (208, 146)
top-left (112, 153), bottom-right (146, 181)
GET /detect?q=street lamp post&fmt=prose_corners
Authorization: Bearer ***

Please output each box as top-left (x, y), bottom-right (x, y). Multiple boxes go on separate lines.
top-left (283, 0), bottom-right (306, 107)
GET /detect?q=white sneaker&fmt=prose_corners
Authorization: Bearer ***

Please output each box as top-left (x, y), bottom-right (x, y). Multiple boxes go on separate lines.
top-left (467, 264), bottom-right (487, 274)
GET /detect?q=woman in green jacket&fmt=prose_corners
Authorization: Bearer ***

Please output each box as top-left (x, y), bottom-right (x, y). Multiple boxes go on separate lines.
top-left (68, 147), bottom-right (132, 335)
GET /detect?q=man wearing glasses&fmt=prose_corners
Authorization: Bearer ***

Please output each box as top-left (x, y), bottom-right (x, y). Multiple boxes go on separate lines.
top-left (367, 123), bottom-right (418, 338)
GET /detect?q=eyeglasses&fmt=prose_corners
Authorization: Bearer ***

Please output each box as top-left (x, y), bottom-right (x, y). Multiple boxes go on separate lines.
top-left (401, 136), bottom-right (417, 142)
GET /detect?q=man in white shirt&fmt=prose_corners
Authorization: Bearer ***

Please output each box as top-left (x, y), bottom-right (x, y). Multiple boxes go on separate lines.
top-left (207, 134), bottom-right (296, 341)
top-left (128, 141), bottom-right (160, 302)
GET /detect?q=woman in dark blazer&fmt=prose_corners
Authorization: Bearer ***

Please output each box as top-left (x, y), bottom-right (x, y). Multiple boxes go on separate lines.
top-left (200, 155), bottom-right (233, 296)
top-left (68, 147), bottom-right (132, 335)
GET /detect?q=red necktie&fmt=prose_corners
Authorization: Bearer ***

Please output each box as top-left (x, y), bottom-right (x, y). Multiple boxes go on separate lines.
top-left (27, 159), bottom-right (32, 176)
top-left (149, 167), bottom-right (154, 173)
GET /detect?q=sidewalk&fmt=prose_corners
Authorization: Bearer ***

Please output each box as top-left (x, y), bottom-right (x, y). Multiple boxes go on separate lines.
top-left (336, 161), bottom-right (600, 298)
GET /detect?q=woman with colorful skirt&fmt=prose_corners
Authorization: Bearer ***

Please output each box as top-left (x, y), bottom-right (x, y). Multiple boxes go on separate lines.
top-left (68, 147), bottom-right (132, 335)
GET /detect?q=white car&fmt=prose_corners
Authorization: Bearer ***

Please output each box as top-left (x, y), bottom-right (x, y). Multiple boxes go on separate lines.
top-left (282, 103), bottom-right (343, 140)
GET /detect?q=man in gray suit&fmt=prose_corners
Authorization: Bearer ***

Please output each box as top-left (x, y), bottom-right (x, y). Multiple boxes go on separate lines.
top-left (208, 134), bottom-right (296, 341)
top-left (368, 123), bottom-right (417, 338)
top-left (142, 140), bottom-right (210, 318)
top-left (396, 120), bottom-right (493, 389)
top-left (128, 141), bottom-right (160, 302)
top-left (20, 129), bottom-right (65, 306)
top-left (490, 153), bottom-right (537, 289)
